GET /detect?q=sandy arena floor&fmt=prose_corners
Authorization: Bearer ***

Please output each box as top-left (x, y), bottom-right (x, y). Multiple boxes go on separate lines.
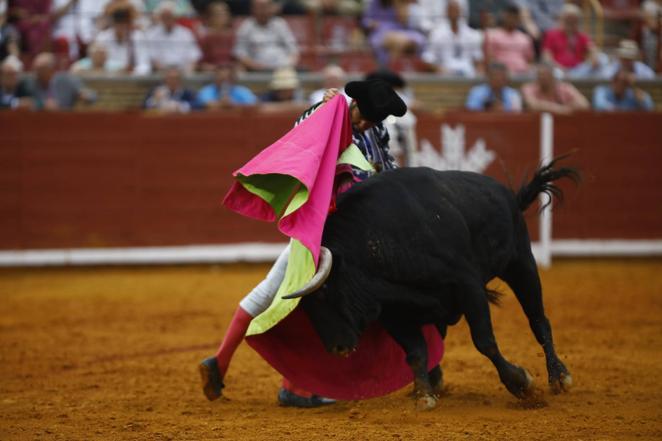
top-left (1, 259), bottom-right (661, 440)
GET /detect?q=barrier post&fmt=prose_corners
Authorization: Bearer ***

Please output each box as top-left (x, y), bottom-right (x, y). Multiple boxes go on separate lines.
top-left (538, 113), bottom-right (554, 268)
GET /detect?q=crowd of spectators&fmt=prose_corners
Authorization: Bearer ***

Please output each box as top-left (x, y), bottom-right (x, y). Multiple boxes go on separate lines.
top-left (0, 0), bottom-right (660, 112)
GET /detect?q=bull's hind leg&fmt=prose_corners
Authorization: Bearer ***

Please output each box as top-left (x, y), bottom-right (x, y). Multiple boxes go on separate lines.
top-left (501, 253), bottom-right (572, 394)
top-left (461, 280), bottom-right (535, 399)
top-left (428, 364), bottom-right (443, 396)
top-left (381, 318), bottom-right (438, 410)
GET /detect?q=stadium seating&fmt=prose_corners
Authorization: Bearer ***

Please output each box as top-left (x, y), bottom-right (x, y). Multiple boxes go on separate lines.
top-left (78, 74), bottom-right (662, 112)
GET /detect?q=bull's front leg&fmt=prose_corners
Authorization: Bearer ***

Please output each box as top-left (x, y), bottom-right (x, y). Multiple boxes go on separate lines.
top-left (461, 283), bottom-right (535, 399)
top-left (381, 317), bottom-right (438, 410)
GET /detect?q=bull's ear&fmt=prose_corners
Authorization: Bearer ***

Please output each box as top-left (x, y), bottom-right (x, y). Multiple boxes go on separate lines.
top-left (281, 247), bottom-right (333, 299)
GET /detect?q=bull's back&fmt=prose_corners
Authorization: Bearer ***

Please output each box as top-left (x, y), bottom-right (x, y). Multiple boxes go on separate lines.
top-left (329, 167), bottom-right (522, 280)
top-left (338, 167), bottom-right (519, 232)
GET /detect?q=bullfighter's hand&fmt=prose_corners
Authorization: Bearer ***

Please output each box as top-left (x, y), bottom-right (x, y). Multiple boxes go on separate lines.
top-left (323, 88), bottom-right (340, 103)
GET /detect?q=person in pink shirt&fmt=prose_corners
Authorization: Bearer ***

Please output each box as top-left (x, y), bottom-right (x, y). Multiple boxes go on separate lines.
top-left (484, 4), bottom-right (534, 75)
top-left (542, 3), bottom-right (598, 72)
top-left (521, 62), bottom-right (589, 114)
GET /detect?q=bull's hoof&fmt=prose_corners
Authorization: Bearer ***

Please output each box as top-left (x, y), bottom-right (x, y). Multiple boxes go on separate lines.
top-left (549, 372), bottom-right (573, 394)
top-left (502, 365), bottom-right (535, 399)
top-left (415, 394), bottom-right (438, 411)
top-left (520, 369), bottom-right (536, 398)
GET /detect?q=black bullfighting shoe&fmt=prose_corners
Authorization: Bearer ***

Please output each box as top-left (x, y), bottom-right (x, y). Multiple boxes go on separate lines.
top-left (199, 356), bottom-right (224, 401)
top-left (277, 387), bottom-right (336, 408)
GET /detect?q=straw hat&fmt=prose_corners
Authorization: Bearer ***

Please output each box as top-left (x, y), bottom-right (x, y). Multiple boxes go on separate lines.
top-left (616, 40), bottom-right (640, 60)
top-left (270, 68), bottom-right (300, 90)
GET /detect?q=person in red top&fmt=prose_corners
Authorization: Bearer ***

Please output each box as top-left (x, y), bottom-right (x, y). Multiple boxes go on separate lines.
top-left (542, 3), bottom-right (600, 75)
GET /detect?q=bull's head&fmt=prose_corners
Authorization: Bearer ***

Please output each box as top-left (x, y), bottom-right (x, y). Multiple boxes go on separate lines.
top-left (282, 247), bottom-right (366, 357)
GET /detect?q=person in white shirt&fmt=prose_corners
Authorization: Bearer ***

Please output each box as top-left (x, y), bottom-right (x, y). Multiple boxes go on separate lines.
top-left (146, 0), bottom-right (201, 73)
top-left (94, 3), bottom-right (151, 75)
top-left (233, 0), bottom-right (299, 71)
top-left (421, 0), bottom-right (483, 77)
top-left (641, 0), bottom-right (662, 72)
top-left (603, 39), bottom-right (656, 80)
top-left (410, 0), bottom-right (468, 34)
top-left (51, 0), bottom-right (104, 59)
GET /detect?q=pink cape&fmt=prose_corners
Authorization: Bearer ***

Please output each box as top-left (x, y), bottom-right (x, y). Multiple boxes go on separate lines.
top-left (223, 96), bottom-right (445, 400)
top-left (247, 309), bottom-right (444, 400)
top-left (223, 96), bottom-right (354, 264)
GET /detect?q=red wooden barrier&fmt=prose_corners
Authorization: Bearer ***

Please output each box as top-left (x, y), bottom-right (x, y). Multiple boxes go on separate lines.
top-left (1, 111), bottom-right (660, 253)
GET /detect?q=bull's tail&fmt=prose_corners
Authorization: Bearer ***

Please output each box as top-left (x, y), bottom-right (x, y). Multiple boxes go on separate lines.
top-left (516, 154), bottom-right (580, 212)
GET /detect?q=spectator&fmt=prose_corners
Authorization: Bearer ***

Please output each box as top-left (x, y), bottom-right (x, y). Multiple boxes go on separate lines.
top-left (0, 55), bottom-right (32, 109)
top-left (274, 0), bottom-right (308, 15)
top-left (302, 0), bottom-right (363, 16)
top-left (146, 0), bottom-right (201, 73)
top-left (465, 61), bottom-right (522, 112)
top-left (641, 0), bottom-right (661, 72)
top-left (101, 0), bottom-right (147, 27)
top-left (542, 4), bottom-right (602, 77)
top-left (521, 63), bottom-right (589, 114)
top-left (410, 0), bottom-right (468, 34)
top-left (7, 0), bottom-right (55, 59)
top-left (145, 0), bottom-right (195, 18)
top-left (69, 42), bottom-right (109, 74)
top-left (197, 1), bottom-right (235, 72)
top-left (195, 62), bottom-right (257, 109)
top-left (1, 0), bottom-right (20, 61)
top-left (467, 0), bottom-right (514, 29)
top-left (260, 66), bottom-right (304, 103)
top-left (144, 66), bottom-right (196, 113)
top-left (604, 40), bottom-right (656, 80)
top-left (362, 0), bottom-right (425, 66)
top-left (421, 0), bottom-right (483, 77)
top-left (51, 0), bottom-right (106, 62)
top-left (223, 0), bottom-right (251, 16)
top-left (190, 0), bottom-right (213, 15)
top-left (484, 4), bottom-right (534, 75)
top-left (94, 3), bottom-right (151, 75)
top-left (23, 52), bottom-right (96, 110)
top-left (233, 0), bottom-right (299, 71)
top-left (309, 64), bottom-right (349, 104)
top-left (593, 69), bottom-right (655, 112)
top-left (520, 0), bottom-right (564, 38)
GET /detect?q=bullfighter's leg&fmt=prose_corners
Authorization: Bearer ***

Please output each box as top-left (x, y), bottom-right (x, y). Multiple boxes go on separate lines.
top-left (501, 253), bottom-right (572, 394)
top-left (199, 245), bottom-right (291, 401)
top-left (381, 319), bottom-right (438, 410)
top-left (461, 281), bottom-right (534, 399)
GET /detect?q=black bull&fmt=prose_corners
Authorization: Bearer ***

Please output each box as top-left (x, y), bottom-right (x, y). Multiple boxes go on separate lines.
top-left (284, 160), bottom-right (578, 409)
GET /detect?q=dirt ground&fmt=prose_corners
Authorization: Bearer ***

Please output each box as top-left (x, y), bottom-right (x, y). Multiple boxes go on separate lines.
top-left (1, 259), bottom-right (661, 441)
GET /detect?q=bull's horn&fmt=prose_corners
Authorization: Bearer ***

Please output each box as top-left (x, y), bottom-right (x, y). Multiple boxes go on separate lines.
top-left (281, 247), bottom-right (332, 299)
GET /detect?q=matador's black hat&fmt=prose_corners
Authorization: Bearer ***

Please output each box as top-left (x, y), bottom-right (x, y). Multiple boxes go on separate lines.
top-left (345, 79), bottom-right (407, 123)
